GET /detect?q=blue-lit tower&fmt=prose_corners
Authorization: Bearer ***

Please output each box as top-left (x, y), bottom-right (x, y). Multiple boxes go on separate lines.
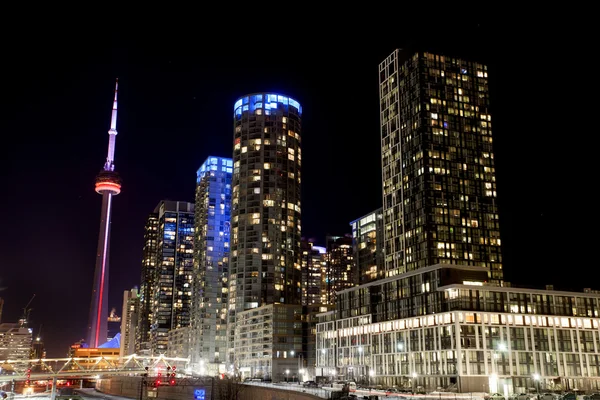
top-left (87, 80), bottom-right (122, 348)
top-left (229, 93), bottom-right (303, 379)
top-left (191, 156), bottom-right (232, 375)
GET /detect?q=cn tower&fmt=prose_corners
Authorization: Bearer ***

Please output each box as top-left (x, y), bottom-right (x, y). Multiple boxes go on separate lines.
top-left (86, 79), bottom-right (122, 348)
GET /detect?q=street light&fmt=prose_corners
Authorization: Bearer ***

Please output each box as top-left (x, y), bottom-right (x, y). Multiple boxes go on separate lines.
top-left (533, 373), bottom-right (540, 399)
top-left (291, 350), bottom-right (304, 381)
top-left (490, 342), bottom-right (508, 394)
top-left (285, 369), bottom-right (290, 383)
top-left (357, 346), bottom-right (363, 383)
top-left (369, 369), bottom-right (375, 388)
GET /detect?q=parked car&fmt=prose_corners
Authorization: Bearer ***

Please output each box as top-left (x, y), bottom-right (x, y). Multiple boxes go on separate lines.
top-left (539, 393), bottom-right (560, 400)
top-left (584, 394), bottom-right (600, 400)
top-left (485, 393), bottom-right (506, 400)
top-left (303, 380), bottom-right (319, 388)
top-left (510, 393), bottom-right (532, 400)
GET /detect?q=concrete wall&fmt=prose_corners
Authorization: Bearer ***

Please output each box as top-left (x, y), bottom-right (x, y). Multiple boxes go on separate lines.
top-left (96, 377), bottom-right (322, 400)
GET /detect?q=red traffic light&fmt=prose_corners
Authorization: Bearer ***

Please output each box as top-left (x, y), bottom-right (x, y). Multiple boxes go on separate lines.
top-left (155, 379), bottom-right (161, 386)
top-left (169, 379), bottom-right (176, 386)
top-left (172, 366), bottom-right (176, 371)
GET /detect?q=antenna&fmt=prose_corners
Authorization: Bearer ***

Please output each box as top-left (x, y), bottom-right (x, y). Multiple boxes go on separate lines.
top-left (104, 78), bottom-right (119, 171)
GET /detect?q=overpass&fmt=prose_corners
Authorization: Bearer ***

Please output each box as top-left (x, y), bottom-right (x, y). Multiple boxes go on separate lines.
top-left (0, 355), bottom-right (189, 399)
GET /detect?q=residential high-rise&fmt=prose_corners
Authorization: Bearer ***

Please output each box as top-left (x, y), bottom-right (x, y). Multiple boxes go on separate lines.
top-left (350, 208), bottom-right (384, 285)
top-left (87, 79), bottom-right (122, 348)
top-left (325, 234), bottom-right (357, 304)
top-left (380, 50), bottom-right (503, 282)
top-left (229, 93), bottom-right (303, 379)
top-left (137, 212), bottom-right (158, 353)
top-left (120, 288), bottom-right (139, 358)
top-left (150, 200), bottom-right (195, 354)
top-left (300, 239), bottom-right (327, 306)
top-left (316, 50), bottom-right (600, 394)
top-left (191, 156), bottom-right (232, 375)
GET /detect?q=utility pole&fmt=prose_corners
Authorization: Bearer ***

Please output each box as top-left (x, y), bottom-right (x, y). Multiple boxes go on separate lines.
top-left (138, 376), bottom-right (145, 400)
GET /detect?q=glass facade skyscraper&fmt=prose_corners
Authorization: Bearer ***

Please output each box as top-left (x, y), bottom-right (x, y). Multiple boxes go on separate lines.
top-left (191, 156), bottom-right (232, 375)
top-left (150, 200), bottom-right (195, 354)
top-left (137, 212), bottom-right (158, 354)
top-left (228, 93), bottom-right (303, 378)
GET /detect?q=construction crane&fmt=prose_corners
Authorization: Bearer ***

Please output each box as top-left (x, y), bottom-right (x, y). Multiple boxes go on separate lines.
top-left (21, 294), bottom-right (35, 327)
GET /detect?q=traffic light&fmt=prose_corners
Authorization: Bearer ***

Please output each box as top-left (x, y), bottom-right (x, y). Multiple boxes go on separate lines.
top-left (25, 368), bottom-right (31, 386)
top-left (143, 366), bottom-right (149, 378)
top-left (166, 366), bottom-right (175, 385)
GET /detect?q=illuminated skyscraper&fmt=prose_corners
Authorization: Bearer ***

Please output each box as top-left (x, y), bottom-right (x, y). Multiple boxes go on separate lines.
top-left (191, 156), bottom-right (232, 375)
top-left (87, 80), bottom-right (122, 348)
top-left (137, 212), bottom-right (158, 353)
top-left (150, 200), bottom-right (194, 354)
top-left (350, 208), bottom-right (384, 285)
top-left (379, 51), bottom-right (503, 281)
top-left (300, 239), bottom-right (327, 306)
top-left (316, 50), bottom-right (515, 391)
top-left (228, 93), bottom-right (303, 379)
top-left (324, 234), bottom-right (357, 304)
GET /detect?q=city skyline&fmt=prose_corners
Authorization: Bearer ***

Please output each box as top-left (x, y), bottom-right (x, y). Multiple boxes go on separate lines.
top-left (1, 20), bottom-right (593, 358)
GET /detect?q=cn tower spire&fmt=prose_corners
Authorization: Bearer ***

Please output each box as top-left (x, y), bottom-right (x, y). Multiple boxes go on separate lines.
top-left (87, 79), bottom-right (122, 348)
top-left (104, 78), bottom-right (118, 171)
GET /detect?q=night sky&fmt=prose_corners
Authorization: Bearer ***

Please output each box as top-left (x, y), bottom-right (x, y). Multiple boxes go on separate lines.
top-left (1, 17), bottom-right (593, 358)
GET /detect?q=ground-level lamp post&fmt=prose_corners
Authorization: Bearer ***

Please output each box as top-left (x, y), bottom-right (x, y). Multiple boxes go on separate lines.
top-left (533, 373), bottom-right (540, 399)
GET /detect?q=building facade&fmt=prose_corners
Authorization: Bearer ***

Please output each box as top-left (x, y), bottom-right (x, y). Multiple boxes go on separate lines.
top-left (137, 212), bottom-right (158, 354)
top-left (0, 323), bottom-right (32, 365)
top-left (233, 303), bottom-right (303, 381)
top-left (228, 93), bottom-right (303, 377)
top-left (150, 200), bottom-right (195, 354)
top-left (301, 239), bottom-right (327, 306)
top-left (191, 156), bottom-right (233, 375)
top-left (379, 50), bottom-right (502, 282)
top-left (120, 288), bottom-right (139, 358)
top-left (316, 264), bottom-right (600, 392)
top-left (350, 208), bottom-right (384, 285)
top-left (325, 235), bottom-right (357, 305)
